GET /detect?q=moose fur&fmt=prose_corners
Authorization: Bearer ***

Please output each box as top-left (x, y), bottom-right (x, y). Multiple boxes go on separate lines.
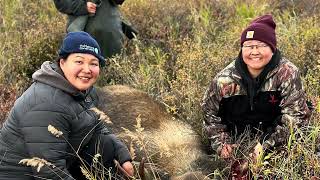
top-left (96, 85), bottom-right (224, 179)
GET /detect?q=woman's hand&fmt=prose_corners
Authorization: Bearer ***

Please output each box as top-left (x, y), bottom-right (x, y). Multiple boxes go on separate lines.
top-left (219, 144), bottom-right (237, 159)
top-left (87, 2), bottom-right (97, 15)
top-left (121, 161), bottom-right (134, 177)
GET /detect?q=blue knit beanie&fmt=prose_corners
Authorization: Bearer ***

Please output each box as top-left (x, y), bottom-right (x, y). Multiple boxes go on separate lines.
top-left (58, 31), bottom-right (106, 66)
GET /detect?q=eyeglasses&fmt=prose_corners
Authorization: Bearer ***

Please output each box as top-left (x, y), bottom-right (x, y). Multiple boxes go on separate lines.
top-left (242, 44), bottom-right (269, 51)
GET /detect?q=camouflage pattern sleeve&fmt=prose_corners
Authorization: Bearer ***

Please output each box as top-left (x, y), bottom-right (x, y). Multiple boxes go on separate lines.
top-left (263, 62), bottom-right (310, 149)
top-left (201, 78), bottom-right (232, 153)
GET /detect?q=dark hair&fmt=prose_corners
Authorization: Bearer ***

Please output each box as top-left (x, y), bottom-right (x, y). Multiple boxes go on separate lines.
top-left (55, 55), bottom-right (68, 66)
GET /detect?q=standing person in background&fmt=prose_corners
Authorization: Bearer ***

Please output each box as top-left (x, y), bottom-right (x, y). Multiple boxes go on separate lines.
top-left (54, 0), bottom-right (137, 58)
top-left (201, 14), bottom-right (310, 160)
top-left (0, 31), bottom-right (134, 179)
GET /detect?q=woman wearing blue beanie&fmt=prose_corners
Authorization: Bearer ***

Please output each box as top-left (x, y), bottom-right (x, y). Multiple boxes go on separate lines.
top-left (0, 31), bottom-right (134, 179)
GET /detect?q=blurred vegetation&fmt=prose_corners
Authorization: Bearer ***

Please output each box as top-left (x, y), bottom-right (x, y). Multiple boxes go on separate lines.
top-left (0, 0), bottom-right (320, 178)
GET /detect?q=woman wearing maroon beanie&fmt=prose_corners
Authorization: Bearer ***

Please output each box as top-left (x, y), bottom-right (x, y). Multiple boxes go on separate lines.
top-left (201, 14), bottom-right (310, 161)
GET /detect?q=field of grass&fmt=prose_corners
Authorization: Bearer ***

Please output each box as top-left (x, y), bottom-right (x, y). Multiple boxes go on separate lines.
top-left (1, 0), bottom-right (320, 179)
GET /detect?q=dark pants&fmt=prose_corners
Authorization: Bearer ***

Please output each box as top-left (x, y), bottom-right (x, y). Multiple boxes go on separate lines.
top-left (68, 134), bottom-right (116, 180)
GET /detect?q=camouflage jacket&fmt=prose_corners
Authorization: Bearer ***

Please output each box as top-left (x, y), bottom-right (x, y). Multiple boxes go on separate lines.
top-left (201, 55), bottom-right (310, 152)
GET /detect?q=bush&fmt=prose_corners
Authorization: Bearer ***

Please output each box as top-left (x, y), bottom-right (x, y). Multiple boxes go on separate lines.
top-left (0, 0), bottom-right (64, 90)
top-left (0, 84), bottom-right (17, 124)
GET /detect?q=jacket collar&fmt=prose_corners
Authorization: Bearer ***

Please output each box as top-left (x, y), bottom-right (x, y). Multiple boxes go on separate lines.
top-left (230, 50), bottom-right (282, 82)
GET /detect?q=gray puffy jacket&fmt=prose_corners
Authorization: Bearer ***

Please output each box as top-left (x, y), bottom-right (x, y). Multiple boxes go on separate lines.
top-left (0, 61), bottom-right (130, 179)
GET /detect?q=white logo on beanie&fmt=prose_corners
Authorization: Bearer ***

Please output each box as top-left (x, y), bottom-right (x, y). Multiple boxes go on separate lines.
top-left (79, 44), bottom-right (98, 54)
top-left (246, 31), bottom-right (254, 38)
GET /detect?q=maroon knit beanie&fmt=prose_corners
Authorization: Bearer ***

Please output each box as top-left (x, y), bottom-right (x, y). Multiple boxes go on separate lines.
top-left (240, 14), bottom-right (277, 52)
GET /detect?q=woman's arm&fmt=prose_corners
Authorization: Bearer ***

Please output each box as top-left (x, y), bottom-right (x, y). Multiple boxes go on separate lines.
top-left (53, 0), bottom-right (89, 16)
top-left (263, 64), bottom-right (310, 149)
top-left (201, 78), bottom-right (232, 154)
top-left (20, 103), bottom-right (74, 180)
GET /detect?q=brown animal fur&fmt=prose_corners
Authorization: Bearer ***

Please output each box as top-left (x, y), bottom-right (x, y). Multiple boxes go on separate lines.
top-left (96, 85), bottom-right (223, 179)
top-left (171, 171), bottom-right (210, 180)
top-left (96, 85), bottom-right (171, 134)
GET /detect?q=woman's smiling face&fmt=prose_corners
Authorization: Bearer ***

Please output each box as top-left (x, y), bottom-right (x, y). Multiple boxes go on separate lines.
top-left (60, 53), bottom-right (100, 91)
top-left (242, 40), bottom-right (273, 78)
